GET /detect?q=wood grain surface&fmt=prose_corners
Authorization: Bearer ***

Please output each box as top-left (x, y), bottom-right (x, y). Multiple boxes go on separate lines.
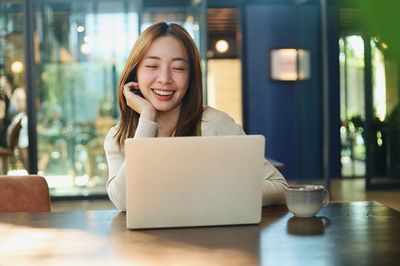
top-left (0, 201), bottom-right (399, 265)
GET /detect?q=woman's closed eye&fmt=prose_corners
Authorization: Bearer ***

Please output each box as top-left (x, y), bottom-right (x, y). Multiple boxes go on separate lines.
top-left (172, 66), bottom-right (186, 71)
top-left (145, 65), bottom-right (158, 69)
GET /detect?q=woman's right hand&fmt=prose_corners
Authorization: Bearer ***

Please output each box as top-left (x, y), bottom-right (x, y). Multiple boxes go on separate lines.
top-left (123, 82), bottom-right (156, 121)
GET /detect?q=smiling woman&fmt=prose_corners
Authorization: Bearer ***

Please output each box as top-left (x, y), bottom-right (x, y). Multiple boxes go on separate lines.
top-left (104, 22), bottom-right (288, 211)
top-left (114, 22), bottom-right (203, 145)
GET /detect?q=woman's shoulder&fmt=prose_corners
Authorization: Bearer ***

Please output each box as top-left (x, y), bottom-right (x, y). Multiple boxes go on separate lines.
top-left (201, 106), bottom-right (244, 136)
top-left (202, 106), bottom-right (233, 121)
top-left (104, 125), bottom-right (120, 151)
top-left (105, 125), bottom-right (118, 138)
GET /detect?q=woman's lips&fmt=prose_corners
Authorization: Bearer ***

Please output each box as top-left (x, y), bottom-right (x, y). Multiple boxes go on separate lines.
top-left (152, 89), bottom-right (175, 100)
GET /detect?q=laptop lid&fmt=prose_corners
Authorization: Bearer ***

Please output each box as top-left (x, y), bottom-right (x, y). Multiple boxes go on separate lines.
top-left (125, 135), bottom-right (265, 229)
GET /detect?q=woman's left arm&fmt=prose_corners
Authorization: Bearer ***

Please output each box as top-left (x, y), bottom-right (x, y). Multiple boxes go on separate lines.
top-left (261, 159), bottom-right (287, 206)
top-left (202, 107), bottom-right (287, 206)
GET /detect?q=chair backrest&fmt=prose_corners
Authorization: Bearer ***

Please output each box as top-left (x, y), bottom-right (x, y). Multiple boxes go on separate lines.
top-left (0, 175), bottom-right (51, 212)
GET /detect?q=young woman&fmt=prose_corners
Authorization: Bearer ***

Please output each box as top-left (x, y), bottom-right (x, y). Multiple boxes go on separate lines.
top-left (104, 22), bottom-right (287, 211)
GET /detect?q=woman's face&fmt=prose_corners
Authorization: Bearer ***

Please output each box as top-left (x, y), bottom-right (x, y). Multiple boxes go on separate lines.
top-left (136, 36), bottom-right (190, 113)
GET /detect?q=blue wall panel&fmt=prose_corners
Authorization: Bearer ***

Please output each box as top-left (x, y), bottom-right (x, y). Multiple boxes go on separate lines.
top-left (244, 5), bottom-right (298, 179)
top-left (327, 4), bottom-right (341, 178)
top-left (242, 2), bottom-right (334, 180)
top-left (297, 3), bottom-right (323, 180)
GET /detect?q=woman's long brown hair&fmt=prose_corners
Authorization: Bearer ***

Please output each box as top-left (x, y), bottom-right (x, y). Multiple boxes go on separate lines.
top-left (114, 22), bottom-right (203, 151)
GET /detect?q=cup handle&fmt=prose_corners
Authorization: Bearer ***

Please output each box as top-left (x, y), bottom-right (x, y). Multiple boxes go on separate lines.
top-left (322, 189), bottom-right (330, 207)
top-left (318, 216), bottom-right (331, 227)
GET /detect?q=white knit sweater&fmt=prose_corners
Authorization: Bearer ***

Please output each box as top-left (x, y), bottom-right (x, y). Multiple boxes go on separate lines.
top-left (104, 106), bottom-right (287, 211)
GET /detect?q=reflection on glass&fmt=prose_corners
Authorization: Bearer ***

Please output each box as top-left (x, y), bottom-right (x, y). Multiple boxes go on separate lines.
top-left (372, 42), bottom-right (387, 122)
top-left (1, 0), bottom-right (205, 197)
top-left (340, 33), bottom-right (400, 183)
top-left (35, 0), bottom-right (139, 196)
top-left (370, 38), bottom-right (400, 181)
top-left (0, 1), bottom-right (29, 175)
top-left (339, 35), bottom-right (366, 178)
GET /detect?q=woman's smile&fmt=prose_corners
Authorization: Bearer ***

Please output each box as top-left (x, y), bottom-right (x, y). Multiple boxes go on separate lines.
top-left (152, 88), bottom-right (176, 100)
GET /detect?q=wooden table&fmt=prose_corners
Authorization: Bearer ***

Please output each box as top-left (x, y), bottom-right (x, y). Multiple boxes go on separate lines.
top-left (0, 201), bottom-right (399, 265)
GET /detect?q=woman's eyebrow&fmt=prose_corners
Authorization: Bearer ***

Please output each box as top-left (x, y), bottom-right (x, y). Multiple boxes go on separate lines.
top-left (172, 57), bottom-right (188, 63)
top-left (144, 56), bottom-right (160, 60)
top-left (144, 56), bottom-right (188, 62)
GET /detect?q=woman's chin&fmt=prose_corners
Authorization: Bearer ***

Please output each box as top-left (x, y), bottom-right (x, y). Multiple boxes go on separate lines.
top-left (152, 102), bottom-right (180, 113)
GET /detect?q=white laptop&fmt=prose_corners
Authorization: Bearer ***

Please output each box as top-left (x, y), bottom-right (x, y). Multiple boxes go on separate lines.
top-left (125, 135), bottom-right (265, 229)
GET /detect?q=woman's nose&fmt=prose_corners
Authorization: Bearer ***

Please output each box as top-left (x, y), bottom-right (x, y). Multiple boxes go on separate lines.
top-left (157, 67), bottom-right (172, 84)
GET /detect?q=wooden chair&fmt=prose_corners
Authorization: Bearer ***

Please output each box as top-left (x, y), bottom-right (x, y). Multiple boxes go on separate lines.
top-left (0, 113), bottom-right (23, 174)
top-left (0, 175), bottom-right (51, 212)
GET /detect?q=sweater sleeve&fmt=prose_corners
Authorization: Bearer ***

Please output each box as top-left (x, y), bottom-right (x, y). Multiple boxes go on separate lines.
top-left (201, 107), bottom-right (288, 206)
top-left (104, 118), bottom-right (158, 211)
top-left (261, 160), bottom-right (287, 206)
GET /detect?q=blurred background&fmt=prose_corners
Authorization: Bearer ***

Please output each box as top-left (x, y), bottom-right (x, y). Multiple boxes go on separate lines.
top-left (0, 0), bottom-right (399, 200)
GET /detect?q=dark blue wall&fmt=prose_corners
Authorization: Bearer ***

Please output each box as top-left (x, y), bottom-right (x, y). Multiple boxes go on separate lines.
top-left (241, 1), bottom-right (340, 180)
top-left (327, 4), bottom-right (341, 179)
top-left (296, 3), bottom-right (323, 180)
top-left (243, 4), bottom-right (298, 179)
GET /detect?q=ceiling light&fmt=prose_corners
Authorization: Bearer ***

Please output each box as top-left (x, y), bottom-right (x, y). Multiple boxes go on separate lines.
top-left (215, 40), bottom-right (229, 53)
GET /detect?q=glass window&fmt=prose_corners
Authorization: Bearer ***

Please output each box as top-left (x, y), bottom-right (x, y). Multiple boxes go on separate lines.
top-left (0, 1), bottom-right (29, 175)
top-left (1, 0), bottom-right (207, 197)
top-left (34, 0), bottom-right (139, 196)
top-left (339, 35), bottom-right (366, 178)
top-left (370, 38), bottom-right (400, 184)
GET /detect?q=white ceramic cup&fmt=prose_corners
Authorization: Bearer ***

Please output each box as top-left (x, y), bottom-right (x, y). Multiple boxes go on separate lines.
top-left (284, 185), bottom-right (330, 217)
